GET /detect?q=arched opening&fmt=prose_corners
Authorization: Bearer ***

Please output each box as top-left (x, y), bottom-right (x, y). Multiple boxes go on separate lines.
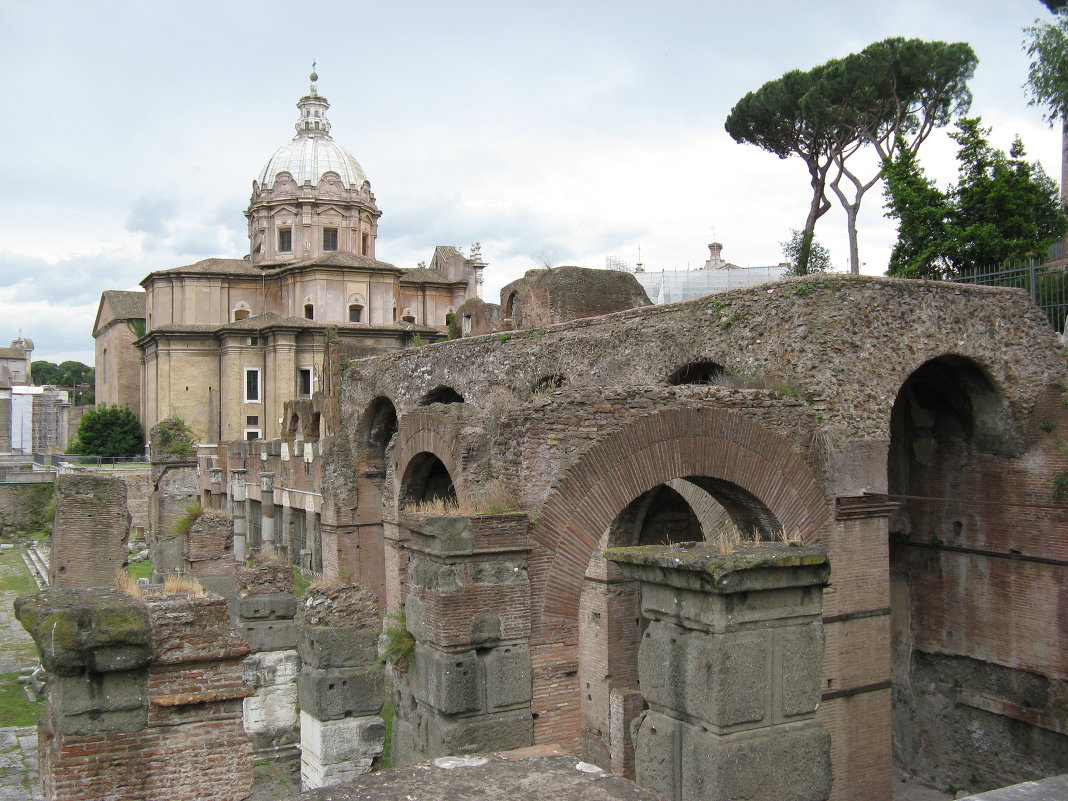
top-left (887, 355), bottom-right (1023, 790)
top-left (304, 303), bottom-right (315, 320)
top-left (400, 452), bottom-right (457, 507)
top-left (418, 386), bottom-right (465, 406)
top-left (362, 396), bottom-right (398, 466)
top-left (532, 374), bottom-right (567, 395)
top-left (578, 475), bottom-right (780, 777)
top-left (666, 360), bottom-right (730, 386)
top-left (504, 291), bottom-right (518, 320)
top-left (233, 302), bottom-right (251, 321)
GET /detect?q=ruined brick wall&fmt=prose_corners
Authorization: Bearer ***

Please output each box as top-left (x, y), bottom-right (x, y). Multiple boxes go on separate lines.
top-left (50, 474), bottom-right (129, 587)
top-left (500, 266), bottom-right (651, 330)
top-left (890, 382), bottom-right (1068, 790)
top-left (17, 589), bottom-right (254, 801)
top-left (185, 511), bottom-right (234, 577)
top-left (0, 482), bottom-right (52, 537)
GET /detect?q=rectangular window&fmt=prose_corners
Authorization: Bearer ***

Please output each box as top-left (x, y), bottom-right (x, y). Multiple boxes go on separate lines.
top-left (323, 228), bottom-right (338, 251)
top-left (246, 415), bottom-right (259, 426)
top-left (278, 228), bottom-right (292, 252)
top-left (298, 368), bottom-right (312, 397)
top-left (349, 305), bottom-right (362, 323)
top-left (244, 368), bottom-right (260, 402)
top-left (244, 428), bottom-right (261, 441)
top-left (247, 336), bottom-right (259, 346)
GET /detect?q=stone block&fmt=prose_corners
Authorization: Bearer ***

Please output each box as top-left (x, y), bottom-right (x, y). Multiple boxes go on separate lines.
top-left (410, 515), bottom-right (474, 555)
top-left (301, 754), bottom-right (376, 791)
top-left (297, 665), bottom-right (384, 720)
top-left (469, 613), bottom-right (502, 646)
top-left (426, 707), bottom-right (533, 756)
top-left (484, 644), bottom-right (532, 710)
top-left (50, 668), bottom-right (146, 716)
top-left (408, 558), bottom-right (464, 593)
top-left (14, 588), bottom-right (152, 676)
top-left (680, 719), bottom-right (831, 801)
top-left (389, 715), bottom-right (417, 768)
top-left (239, 619), bottom-right (298, 652)
top-left (780, 624), bottom-right (823, 717)
top-left (244, 685), bottom-right (298, 748)
top-left (638, 581), bottom-right (823, 634)
top-left (632, 710), bottom-right (680, 800)
top-left (50, 670), bottom-right (149, 735)
top-left (410, 644), bottom-right (480, 715)
top-left (238, 593), bottom-right (299, 621)
top-left (299, 711), bottom-right (385, 763)
top-left (639, 621), bottom-right (768, 729)
top-left (243, 649), bottom-right (301, 688)
top-left (298, 625), bottom-right (378, 669)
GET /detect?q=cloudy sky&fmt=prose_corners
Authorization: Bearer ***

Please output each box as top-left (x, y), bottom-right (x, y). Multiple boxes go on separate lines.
top-left (0, 0), bottom-right (1060, 364)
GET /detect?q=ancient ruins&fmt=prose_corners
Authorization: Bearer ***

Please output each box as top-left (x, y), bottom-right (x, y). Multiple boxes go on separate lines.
top-left (13, 269), bottom-right (1068, 800)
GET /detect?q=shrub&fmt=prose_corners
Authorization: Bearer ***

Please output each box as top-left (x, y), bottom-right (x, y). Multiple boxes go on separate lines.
top-left (70, 404), bottom-right (144, 457)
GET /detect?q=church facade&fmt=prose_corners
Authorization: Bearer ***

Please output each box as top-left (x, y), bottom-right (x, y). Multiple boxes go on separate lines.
top-left (95, 73), bottom-right (485, 443)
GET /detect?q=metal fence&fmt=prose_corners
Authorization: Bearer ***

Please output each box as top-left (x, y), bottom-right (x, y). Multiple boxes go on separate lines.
top-left (949, 261), bottom-right (1068, 334)
top-left (32, 453), bottom-right (149, 468)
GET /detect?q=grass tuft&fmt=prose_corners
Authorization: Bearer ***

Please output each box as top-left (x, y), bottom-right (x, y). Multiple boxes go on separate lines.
top-left (162, 571), bottom-right (206, 597)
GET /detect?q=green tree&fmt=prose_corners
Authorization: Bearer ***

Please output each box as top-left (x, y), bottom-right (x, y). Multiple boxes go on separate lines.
top-left (882, 135), bottom-right (953, 279)
top-left (726, 38), bottom-right (976, 275)
top-left (1024, 8), bottom-right (1068, 206)
top-left (780, 230), bottom-right (832, 275)
top-left (948, 119), bottom-right (1065, 270)
top-left (70, 405), bottom-right (144, 458)
top-left (883, 119), bottom-right (1066, 276)
top-left (809, 38), bottom-right (976, 273)
top-left (726, 66), bottom-right (841, 275)
top-left (30, 360), bottom-right (95, 405)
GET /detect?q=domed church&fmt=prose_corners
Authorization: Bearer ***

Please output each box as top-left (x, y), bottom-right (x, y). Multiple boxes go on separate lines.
top-left (94, 72), bottom-right (486, 444)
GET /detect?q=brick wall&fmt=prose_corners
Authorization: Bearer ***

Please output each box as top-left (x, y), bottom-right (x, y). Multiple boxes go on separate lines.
top-left (50, 474), bottom-right (129, 587)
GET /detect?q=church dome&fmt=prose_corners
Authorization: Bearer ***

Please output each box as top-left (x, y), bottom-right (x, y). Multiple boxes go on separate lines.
top-left (256, 72), bottom-right (369, 190)
top-left (258, 136), bottom-right (368, 189)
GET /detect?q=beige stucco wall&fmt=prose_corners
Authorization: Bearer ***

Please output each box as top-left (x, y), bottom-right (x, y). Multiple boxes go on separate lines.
top-left (95, 320), bottom-right (142, 412)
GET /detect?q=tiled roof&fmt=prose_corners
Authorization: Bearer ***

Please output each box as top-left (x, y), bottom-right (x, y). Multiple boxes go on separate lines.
top-left (400, 267), bottom-right (456, 285)
top-left (102, 290), bottom-right (146, 319)
top-left (0, 348), bottom-right (26, 359)
top-left (148, 313), bottom-right (438, 337)
top-left (156, 258), bottom-right (260, 276)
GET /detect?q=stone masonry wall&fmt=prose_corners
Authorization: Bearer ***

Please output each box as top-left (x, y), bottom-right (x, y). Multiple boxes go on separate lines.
top-left (50, 474), bottom-right (130, 587)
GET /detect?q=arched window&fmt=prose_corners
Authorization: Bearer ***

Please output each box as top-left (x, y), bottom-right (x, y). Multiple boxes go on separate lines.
top-left (304, 304), bottom-right (314, 320)
top-left (233, 302), bottom-right (251, 321)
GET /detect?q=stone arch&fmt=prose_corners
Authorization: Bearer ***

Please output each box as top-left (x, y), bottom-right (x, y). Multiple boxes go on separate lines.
top-left (393, 412), bottom-right (465, 508)
top-left (530, 406), bottom-right (831, 641)
top-left (886, 353), bottom-right (1026, 785)
top-left (233, 301), bottom-right (251, 321)
top-left (359, 395), bottom-right (398, 466)
top-left (400, 452), bottom-right (457, 505)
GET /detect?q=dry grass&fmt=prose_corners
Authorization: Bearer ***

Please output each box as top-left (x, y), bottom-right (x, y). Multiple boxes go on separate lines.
top-left (162, 571), bottom-right (206, 597)
top-left (404, 482), bottom-right (521, 517)
top-left (114, 568), bottom-right (143, 600)
top-left (252, 543), bottom-right (288, 565)
top-left (307, 571), bottom-right (345, 592)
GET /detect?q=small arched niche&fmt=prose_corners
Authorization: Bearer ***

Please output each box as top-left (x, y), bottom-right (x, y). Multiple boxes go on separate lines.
top-left (418, 386), bottom-right (465, 406)
top-left (361, 396), bottom-right (398, 465)
top-left (666, 361), bottom-right (731, 386)
top-left (400, 451), bottom-right (457, 506)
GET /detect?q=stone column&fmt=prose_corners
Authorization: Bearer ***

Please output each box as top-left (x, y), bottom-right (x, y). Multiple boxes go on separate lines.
top-left (235, 562), bottom-right (300, 765)
top-left (260, 472), bottom-right (276, 550)
top-left (604, 542), bottom-right (832, 801)
top-left (207, 467), bottom-right (223, 510)
top-left (390, 512), bottom-right (533, 765)
top-left (231, 469), bottom-right (247, 561)
top-left (297, 586), bottom-right (384, 789)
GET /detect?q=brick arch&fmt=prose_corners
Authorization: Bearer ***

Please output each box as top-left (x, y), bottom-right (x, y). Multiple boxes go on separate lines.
top-left (393, 411), bottom-right (465, 505)
top-left (530, 406), bottom-right (831, 642)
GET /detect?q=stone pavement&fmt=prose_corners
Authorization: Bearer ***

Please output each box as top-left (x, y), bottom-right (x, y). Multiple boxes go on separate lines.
top-left (0, 727), bottom-right (41, 801)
